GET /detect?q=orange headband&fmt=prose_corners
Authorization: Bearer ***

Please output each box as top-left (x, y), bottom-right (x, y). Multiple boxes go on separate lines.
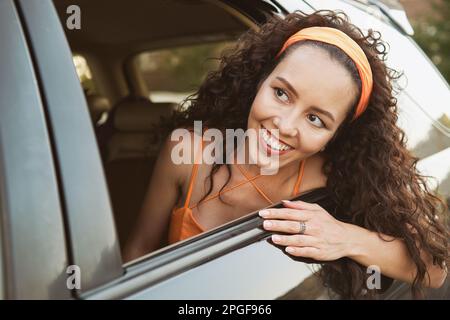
top-left (276, 27), bottom-right (373, 120)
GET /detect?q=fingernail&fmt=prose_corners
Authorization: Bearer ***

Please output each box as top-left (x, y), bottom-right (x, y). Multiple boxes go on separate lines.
top-left (263, 220), bottom-right (272, 228)
top-left (259, 210), bottom-right (269, 217)
top-left (286, 247), bottom-right (295, 253)
top-left (281, 200), bottom-right (291, 203)
top-left (272, 235), bottom-right (281, 242)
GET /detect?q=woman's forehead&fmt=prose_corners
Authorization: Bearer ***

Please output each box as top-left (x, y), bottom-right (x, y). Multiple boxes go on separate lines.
top-left (269, 46), bottom-right (357, 117)
top-left (273, 46), bottom-right (352, 89)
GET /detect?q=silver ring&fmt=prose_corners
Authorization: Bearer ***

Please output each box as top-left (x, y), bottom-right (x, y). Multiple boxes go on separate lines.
top-left (298, 221), bottom-right (306, 235)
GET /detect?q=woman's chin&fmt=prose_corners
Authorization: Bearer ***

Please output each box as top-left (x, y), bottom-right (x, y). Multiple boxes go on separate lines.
top-left (248, 149), bottom-right (282, 175)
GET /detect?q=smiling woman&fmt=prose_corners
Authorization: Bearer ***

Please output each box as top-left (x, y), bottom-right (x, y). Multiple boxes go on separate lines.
top-left (246, 44), bottom-right (359, 171)
top-left (123, 10), bottom-right (449, 299)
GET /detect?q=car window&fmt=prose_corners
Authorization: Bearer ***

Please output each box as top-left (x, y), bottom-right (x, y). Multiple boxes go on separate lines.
top-left (53, 0), bottom-right (251, 260)
top-left (396, 39), bottom-right (450, 134)
top-left (134, 42), bottom-right (234, 106)
top-left (47, 0), bottom-right (449, 300)
top-left (73, 54), bottom-right (98, 95)
top-left (397, 90), bottom-right (450, 159)
top-left (397, 90), bottom-right (450, 218)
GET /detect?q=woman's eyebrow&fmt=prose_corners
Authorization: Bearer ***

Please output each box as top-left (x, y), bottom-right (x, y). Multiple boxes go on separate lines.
top-left (276, 76), bottom-right (336, 123)
top-left (310, 106), bottom-right (336, 122)
top-left (276, 76), bottom-right (299, 99)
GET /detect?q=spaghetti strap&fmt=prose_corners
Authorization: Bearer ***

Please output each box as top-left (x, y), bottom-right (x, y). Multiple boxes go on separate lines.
top-left (183, 133), bottom-right (204, 209)
top-left (188, 158), bottom-right (306, 208)
top-left (190, 173), bottom-right (262, 209)
top-left (292, 159), bottom-right (306, 196)
top-left (236, 164), bottom-right (274, 205)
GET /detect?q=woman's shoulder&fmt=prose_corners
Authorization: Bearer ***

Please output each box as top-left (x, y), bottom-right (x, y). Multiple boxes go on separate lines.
top-left (163, 127), bottom-right (216, 188)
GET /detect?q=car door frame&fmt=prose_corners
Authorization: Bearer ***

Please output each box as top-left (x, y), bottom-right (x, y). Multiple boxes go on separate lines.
top-left (0, 0), bottom-right (70, 299)
top-left (16, 0), bottom-right (123, 295)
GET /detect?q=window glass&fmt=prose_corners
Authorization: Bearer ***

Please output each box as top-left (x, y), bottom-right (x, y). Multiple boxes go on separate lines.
top-left (396, 91), bottom-right (450, 159)
top-left (397, 91), bottom-right (450, 222)
top-left (134, 41), bottom-right (234, 105)
top-left (398, 39), bottom-right (450, 132)
top-left (72, 54), bottom-right (97, 95)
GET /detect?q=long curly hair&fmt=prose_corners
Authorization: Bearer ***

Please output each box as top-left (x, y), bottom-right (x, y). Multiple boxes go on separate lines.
top-left (158, 10), bottom-right (449, 299)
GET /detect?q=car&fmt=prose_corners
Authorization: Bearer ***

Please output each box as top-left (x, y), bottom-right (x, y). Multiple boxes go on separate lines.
top-left (0, 0), bottom-right (448, 299)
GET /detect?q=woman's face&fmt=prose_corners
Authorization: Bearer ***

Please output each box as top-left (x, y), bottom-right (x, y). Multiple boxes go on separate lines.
top-left (247, 45), bottom-right (358, 171)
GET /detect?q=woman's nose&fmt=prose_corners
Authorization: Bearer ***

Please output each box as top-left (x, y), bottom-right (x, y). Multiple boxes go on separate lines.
top-left (273, 116), bottom-right (299, 138)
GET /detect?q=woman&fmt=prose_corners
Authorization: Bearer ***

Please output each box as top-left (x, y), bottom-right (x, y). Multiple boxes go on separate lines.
top-left (123, 10), bottom-right (449, 299)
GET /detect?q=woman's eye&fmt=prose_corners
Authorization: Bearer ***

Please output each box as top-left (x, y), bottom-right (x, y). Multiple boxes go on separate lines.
top-left (307, 114), bottom-right (326, 128)
top-left (274, 87), bottom-right (289, 103)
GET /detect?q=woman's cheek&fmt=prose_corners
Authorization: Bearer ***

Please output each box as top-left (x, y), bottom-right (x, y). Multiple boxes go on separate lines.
top-left (249, 99), bottom-right (275, 122)
top-left (298, 127), bottom-right (331, 154)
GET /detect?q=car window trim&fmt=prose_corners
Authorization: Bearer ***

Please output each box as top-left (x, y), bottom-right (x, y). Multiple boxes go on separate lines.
top-left (83, 188), bottom-right (333, 299)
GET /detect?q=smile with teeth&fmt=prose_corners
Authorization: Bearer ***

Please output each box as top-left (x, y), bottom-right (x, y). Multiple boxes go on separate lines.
top-left (260, 127), bottom-right (294, 153)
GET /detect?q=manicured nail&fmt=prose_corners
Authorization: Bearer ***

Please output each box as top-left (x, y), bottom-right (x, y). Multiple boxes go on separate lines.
top-left (259, 210), bottom-right (269, 217)
top-left (263, 220), bottom-right (272, 228)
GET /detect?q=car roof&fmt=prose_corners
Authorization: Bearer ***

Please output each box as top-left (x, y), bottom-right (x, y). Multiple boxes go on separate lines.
top-left (53, 0), bottom-right (248, 53)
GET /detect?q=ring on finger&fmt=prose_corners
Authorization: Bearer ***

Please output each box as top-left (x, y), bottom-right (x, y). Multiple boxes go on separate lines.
top-left (298, 221), bottom-right (306, 235)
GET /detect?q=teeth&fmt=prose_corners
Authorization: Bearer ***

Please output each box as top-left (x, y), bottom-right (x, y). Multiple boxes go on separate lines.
top-left (261, 128), bottom-right (292, 151)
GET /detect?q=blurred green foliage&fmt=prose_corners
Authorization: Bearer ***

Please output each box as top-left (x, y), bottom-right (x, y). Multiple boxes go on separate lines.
top-left (412, 0), bottom-right (450, 83)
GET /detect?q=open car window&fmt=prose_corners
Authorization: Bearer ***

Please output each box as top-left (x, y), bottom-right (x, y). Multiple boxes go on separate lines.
top-left (44, 0), bottom-right (450, 300)
top-left (134, 41), bottom-right (235, 106)
top-left (53, 0), bottom-right (278, 266)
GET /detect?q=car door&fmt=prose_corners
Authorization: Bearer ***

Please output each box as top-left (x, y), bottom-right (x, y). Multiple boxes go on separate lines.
top-left (15, 0), bottom-right (335, 300)
top-left (12, 0), bottom-right (448, 300)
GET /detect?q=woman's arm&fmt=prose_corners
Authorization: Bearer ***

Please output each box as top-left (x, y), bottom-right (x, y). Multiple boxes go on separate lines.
top-left (343, 222), bottom-right (448, 289)
top-left (122, 134), bottom-right (189, 263)
top-left (259, 199), bottom-right (448, 289)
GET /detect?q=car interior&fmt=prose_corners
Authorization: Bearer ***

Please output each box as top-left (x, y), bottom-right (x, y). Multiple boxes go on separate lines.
top-left (53, 0), bottom-right (254, 250)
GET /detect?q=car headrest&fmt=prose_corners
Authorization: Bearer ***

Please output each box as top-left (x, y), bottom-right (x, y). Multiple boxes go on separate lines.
top-left (113, 96), bottom-right (175, 132)
top-left (86, 94), bottom-right (111, 124)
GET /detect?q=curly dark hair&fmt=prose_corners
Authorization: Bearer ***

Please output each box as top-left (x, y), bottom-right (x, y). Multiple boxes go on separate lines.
top-left (158, 10), bottom-right (449, 299)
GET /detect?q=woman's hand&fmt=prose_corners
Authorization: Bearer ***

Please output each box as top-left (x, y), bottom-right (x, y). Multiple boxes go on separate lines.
top-left (259, 199), bottom-right (351, 261)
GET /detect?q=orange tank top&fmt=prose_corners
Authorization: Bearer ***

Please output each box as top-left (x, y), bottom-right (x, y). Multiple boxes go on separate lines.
top-left (167, 136), bottom-right (307, 244)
